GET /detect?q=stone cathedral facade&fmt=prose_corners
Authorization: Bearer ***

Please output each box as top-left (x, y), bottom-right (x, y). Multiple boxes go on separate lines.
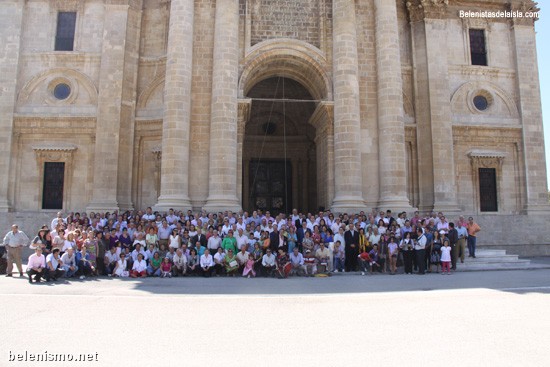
top-left (0, 0), bottom-right (549, 254)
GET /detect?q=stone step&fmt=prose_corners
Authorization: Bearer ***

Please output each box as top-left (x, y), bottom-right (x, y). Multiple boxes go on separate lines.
top-left (473, 249), bottom-right (508, 256)
top-left (464, 255), bottom-right (521, 263)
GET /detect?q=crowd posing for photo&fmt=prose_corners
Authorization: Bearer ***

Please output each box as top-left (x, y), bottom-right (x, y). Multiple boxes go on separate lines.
top-left (1, 208), bottom-right (482, 283)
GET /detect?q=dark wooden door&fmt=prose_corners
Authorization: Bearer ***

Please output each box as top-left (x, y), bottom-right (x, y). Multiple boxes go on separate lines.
top-left (479, 168), bottom-right (497, 212)
top-left (42, 162), bottom-right (65, 210)
top-left (249, 160), bottom-right (292, 215)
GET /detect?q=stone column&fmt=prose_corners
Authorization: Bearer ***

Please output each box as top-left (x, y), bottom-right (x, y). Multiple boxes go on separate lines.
top-left (236, 99), bottom-right (251, 207)
top-left (510, 3), bottom-right (550, 213)
top-left (374, 0), bottom-right (412, 212)
top-left (153, 0), bottom-right (194, 212)
top-left (203, 0), bottom-right (241, 213)
top-left (407, 0), bottom-right (459, 213)
top-left (0, 0), bottom-right (24, 211)
top-left (330, 0), bottom-right (366, 213)
top-left (87, 2), bottom-right (138, 212)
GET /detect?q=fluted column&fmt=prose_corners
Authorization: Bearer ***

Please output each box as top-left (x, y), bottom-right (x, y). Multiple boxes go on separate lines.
top-left (374, 0), bottom-right (412, 212)
top-left (331, 0), bottom-right (366, 213)
top-left (203, 0), bottom-right (241, 212)
top-left (153, 0), bottom-right (194, 211)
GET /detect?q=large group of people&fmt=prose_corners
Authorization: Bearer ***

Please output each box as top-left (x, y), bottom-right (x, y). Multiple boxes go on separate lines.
top-left (1, 208), bottom-right (482, 283)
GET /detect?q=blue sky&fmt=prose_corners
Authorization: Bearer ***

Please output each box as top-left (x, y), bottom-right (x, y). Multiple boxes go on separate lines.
top-left (536, 6), bottom-right (550, 190)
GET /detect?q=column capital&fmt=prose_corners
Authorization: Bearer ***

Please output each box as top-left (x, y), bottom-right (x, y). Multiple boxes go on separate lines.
top-left (406, 0), bottom-right (449, 23)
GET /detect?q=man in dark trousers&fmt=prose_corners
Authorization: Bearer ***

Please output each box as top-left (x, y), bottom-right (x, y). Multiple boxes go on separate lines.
top-left (269, 226), bottom-right (280, 253)
top-left (447, 222), bottom-right (459, 270)
top-left (344, 223), bottom-right (359, 272)
top-left (415, 228), bottom-right (427, 274)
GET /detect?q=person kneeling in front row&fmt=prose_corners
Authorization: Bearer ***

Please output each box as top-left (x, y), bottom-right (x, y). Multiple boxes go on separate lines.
top-left (26, 247), bottom-right (46, 283)
top-left (45, 248), bottom-right (66, 281)
top-left (61, 247), bottom-right (78, 278)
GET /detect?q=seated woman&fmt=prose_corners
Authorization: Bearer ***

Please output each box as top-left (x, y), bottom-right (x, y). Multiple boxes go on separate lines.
top-left (275, 248), bottom-right (291, 279)
top-left (113, 253), bottom-right (129, 277)
top-left (75, 245), bottom-right (95, 279)
top-left (224, 249), bottom-right (239, 277)
top-left (147, 252), bottom-right (162, 277)
top-left (130, 253), bottom-right (147, 278)
top-left (160, 257), bottom-right (172, 278)
top-left (187, 248), bottom-right (200, 276)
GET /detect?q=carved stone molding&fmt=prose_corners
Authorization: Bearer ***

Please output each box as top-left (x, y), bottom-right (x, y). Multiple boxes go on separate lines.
top-left (468, 150), bottom-right (505, 169)
top-left (508, 1), bottom-right (540, 26)
top-left (406, 0), bottom-right (449, 22)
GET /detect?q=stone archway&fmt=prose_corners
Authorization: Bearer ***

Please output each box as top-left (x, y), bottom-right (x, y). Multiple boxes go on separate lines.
top-left (237, 40), bottom-right (334, 213)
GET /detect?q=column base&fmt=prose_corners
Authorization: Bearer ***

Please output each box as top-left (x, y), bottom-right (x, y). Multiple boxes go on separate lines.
top-left (521, 204), bottom-right (550, 215)
top-left (86, 201), bottom-right (119, 213)
top-left (203, 195), bottom-right (242, 213)
top-left (377, 196), bottom-right (415, 215)
top-left (432, 201), bottom-right (461, 215)
top-left (153, 195), bottom-right (192, 213)
top-left (0, 200), bottom-right (12, 212)
top-left (331, 195), bottom-right (367, 214)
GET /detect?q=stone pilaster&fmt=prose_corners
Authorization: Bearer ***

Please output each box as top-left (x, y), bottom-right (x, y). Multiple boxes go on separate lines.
top-left (0, 0), bottom-right (24, 212)
top-left (509, 2), bottom-right (550, 213)
top-left (374, 0), bottom-right (412, 212)
top-left (153, 0), bottom-right (194, 212)
top-left (330, 0), bottom-right (366, 213)
top-left (87, 2), bottom-right (138, 212)
top-left (203, 0), bottom-right (241, 213)
top-left (407, 0), bottom-right (459, 213)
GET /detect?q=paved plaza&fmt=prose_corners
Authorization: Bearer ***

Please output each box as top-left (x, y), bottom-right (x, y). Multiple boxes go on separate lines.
top-left (1, 268), bottom-right (550, 367)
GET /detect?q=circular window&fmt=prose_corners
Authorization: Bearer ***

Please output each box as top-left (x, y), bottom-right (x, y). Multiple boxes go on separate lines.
top-left (53, 83), bottom-right (71, 100)
top-left (473, 95), bottom-right (489, 111)
top-left (262, 122), bottom-right (277, 135)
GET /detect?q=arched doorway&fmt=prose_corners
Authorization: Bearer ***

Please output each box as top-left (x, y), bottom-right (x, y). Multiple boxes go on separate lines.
top-left (237, 40), bottom-right (334, 214)
top-left (242, 77), bottom-right (317, 214)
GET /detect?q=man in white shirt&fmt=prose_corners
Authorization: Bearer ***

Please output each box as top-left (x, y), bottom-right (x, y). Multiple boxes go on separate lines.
top-left (415, 228), bottom-right (427, 275)
top-left (236, 245), bottom-right (249, 272)
top-left (289, 247), bottom-right (305, 276)
top-left (3, 224), bottom-right (29, 277)
top-left (261, 249), bottom-right (276, 277)
top-left (45, 248), bottom-right (66, 281)
top-left (200, 249), bottom-right (215, 277)
top-left (50, 212), bottom-right (66, 232)
top-left (207, 230), bottom-right (222, 253)
top-left (172, 248), bottom-right (187, 277)
top-left (142, 207), bottom-right (156, 221)
top-left (235, 229), bottom-right (248, 252)
top-left (213, 247), bottom-right (226, 276)
top-left (131, 243), bottom-right (148, 263)
top-left (61, 247), bottom-right (78, 278)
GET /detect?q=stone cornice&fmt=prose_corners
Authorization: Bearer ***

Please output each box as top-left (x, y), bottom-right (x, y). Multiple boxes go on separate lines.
top-left (32, 144), bottom-right (77, 152)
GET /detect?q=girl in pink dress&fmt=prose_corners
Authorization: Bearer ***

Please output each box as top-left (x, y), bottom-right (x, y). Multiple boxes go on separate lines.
top-left (242, 254), bottom-right (256, 278)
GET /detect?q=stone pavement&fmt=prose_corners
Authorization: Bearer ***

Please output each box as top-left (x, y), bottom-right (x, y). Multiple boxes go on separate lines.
top-left (1, 268), bottom-right (550, 367)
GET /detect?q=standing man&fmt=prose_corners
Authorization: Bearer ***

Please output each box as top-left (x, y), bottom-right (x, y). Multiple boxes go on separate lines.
top-left (344, 223), bottom-right (359, 272)
top-left (415, 228), bottom-right (427, 275)
top-left (3, 224), bottom-right (29, 277)
top-left (456, 221), bottom-right (468, 263)
top-left (447, 223), bottom-right (459, 270)
top-left (466, 217), bottom-right (481, 258)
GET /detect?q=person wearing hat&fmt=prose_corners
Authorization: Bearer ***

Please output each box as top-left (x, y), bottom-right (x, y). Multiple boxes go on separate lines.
top-left (3, 224), bottom-right (29, 277)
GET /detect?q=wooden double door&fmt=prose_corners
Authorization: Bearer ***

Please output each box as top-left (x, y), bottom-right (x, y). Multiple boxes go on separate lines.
top-left (248, 159), bottom-right (292, 215)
